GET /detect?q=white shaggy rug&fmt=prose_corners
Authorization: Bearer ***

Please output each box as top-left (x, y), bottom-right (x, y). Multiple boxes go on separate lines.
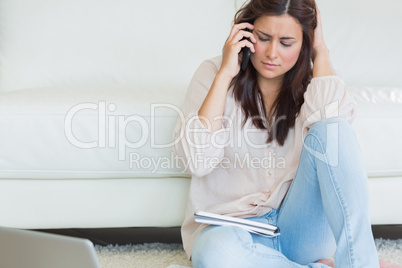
top-left (95, 243), bottom-right (192, 268)
top-left (95, 238), bottom-right (402, 267)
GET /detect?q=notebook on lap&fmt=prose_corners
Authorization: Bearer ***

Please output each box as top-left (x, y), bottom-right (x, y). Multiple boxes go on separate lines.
top-left (0, 226), bottom-right (101, 268)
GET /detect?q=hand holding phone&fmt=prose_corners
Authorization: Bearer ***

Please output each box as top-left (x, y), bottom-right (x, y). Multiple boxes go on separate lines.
top-left (220, 23), bottom-right (255, 78)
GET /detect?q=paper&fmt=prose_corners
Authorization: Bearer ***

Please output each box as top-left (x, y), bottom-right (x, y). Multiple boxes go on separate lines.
top-left (194, 211), bottom-right (280, 237)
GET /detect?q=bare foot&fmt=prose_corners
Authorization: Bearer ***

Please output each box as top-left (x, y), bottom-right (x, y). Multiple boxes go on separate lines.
top-left (379, 260), bottom-right (402, 268)
top-left (316, 259), bottom-right (334, 268)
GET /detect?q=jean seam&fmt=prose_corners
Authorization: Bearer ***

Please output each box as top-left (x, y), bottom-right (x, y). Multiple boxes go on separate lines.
top-left (277, 175), bottom-right (297, 220)
top-left (276, 147), bottom-right (304, 255)
top-left (309, 130), bottom-right (356, 267)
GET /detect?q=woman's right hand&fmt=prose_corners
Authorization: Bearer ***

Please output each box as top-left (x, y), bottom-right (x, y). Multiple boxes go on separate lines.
top-left (198, 23), bottom-right (256, 131)
top-left (219, 23), bottom-right (256, 79)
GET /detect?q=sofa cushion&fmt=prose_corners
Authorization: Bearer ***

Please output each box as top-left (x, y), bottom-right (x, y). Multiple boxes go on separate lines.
top-left (0, 84), bottom-right (401, 179)
top-left (350, 86), bottom-right (402, 177)
top-left (0, 177), bottom-right (191, 228)
top-left (0, 85), bottom-right (189, 179)
top-left (1, 85), bottom-right (401, 179)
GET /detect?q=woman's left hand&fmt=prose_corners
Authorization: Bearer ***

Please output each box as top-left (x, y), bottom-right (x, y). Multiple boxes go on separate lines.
top-left (311, 6), bottom-right (335, 77)
top-left (312, 7), bottom-right (328, 59)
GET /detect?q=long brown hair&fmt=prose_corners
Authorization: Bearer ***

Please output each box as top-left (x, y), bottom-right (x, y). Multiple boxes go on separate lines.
top-left (231, 0), bottom-right (317, 146)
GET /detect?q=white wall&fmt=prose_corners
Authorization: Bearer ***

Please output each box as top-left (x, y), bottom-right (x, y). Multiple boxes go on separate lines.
top-left (1, 0), bottom-right (401, 92)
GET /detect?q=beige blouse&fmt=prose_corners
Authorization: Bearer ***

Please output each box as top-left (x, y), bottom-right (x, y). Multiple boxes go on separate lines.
top-left (172, 56), bottom-right (355, 259)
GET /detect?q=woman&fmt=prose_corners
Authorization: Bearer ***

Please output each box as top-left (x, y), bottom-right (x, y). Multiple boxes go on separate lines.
top-left (173, 0), bottom-right (399, 267)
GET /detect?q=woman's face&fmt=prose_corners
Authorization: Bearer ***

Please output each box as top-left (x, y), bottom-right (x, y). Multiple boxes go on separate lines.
top-left (250, 14), bottom-right (303, 86)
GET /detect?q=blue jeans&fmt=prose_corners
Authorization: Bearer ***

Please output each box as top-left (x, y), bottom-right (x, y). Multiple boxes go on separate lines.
top-left (191, 118), bottom-right (379, 268)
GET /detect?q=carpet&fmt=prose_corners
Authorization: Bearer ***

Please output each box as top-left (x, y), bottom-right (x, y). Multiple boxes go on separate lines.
top-left (95, 238), bottom-right (402, 267)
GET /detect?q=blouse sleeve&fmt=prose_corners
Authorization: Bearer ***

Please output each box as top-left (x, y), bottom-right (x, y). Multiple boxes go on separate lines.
top-left (299, 75), bottom-right (356, 131)
top-left (172, 57), bottom-right (230, 177)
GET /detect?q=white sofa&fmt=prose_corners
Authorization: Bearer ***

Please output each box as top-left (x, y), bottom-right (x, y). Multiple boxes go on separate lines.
top-left (0, 0), bottom-right (401, 230)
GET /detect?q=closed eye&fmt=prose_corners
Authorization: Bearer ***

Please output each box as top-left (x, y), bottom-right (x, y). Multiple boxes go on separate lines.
top-left (258, 36), bottom-right (270, 42)
top-left (258, 36), bottom-right (292, 47)
top-left (257, 30), bottom-right (295, 47)
top-left (281, 42), bottom-right (292, 47)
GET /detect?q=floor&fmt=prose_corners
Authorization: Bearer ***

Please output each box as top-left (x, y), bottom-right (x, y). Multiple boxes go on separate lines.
top-left (34, 225), bottom-right (402, 246)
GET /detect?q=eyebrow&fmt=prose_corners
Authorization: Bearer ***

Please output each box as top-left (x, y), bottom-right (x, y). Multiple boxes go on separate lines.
top-left (257, 30), bottom-right (295, 40)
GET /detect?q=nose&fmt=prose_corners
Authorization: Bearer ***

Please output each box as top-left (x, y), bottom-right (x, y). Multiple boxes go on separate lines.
top-left (265, 42), bottom-right (278, 60)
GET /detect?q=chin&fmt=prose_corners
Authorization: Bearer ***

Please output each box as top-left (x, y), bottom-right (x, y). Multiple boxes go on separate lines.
top-left (252, 64), bottom-right (280, 78)
top-left (257, 70), bottom-right (284, 80)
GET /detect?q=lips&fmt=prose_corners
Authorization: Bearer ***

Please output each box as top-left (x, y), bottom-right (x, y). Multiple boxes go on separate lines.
top-left (262, 62), bottom-right (278, 69)
top-left (263, 62), bottom-right (278, 67)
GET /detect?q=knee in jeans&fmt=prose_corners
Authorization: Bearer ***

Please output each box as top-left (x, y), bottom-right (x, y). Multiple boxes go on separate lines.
top-left (308, 118), bottom-right (356, 148)
top-left (191, 226), bottom-right (236, 267)
top-left (309, 118), bottom-right (352, 136)
top-left (192, 226), bottom-right (243, 267)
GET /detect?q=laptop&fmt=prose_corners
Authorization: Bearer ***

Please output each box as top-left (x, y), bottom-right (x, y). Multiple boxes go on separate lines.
top-left (0, 226), bottom-right (101, 268)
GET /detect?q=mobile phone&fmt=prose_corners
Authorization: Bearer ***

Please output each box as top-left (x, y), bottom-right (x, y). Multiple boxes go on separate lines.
top-left (241, 45), bottom-right (251, 71)
top-left (241, 28), bottom-right (252, 71)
